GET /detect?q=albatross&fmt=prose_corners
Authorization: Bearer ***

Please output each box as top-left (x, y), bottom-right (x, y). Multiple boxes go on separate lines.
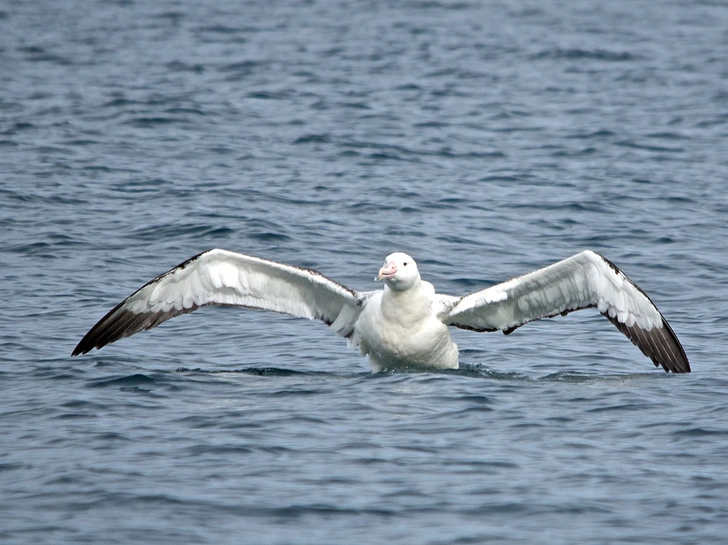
top-left (72, 249), bottom-right (690, 373)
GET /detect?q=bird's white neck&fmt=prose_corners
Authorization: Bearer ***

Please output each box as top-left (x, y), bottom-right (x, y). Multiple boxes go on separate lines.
top-left (381, 281), bottom-right (434, 326)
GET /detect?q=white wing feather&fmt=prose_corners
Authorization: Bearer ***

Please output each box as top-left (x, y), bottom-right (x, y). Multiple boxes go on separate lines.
top-left (439, 250), bottom-right (688, 372)
top-left (72, 249), bottom-right (366, 355)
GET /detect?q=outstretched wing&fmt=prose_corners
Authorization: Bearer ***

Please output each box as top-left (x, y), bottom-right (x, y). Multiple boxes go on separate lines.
top-left (72, 249), bottom-right (366, 355)
top-left (439, 250), bottom-right (689, 373)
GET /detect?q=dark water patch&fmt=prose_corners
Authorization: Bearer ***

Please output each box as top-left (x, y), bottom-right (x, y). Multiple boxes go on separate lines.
top-left (6, 241), bottom-right (59, 257)
top-left (245, 90), bottom-right (293, 100)
top-left (166, 61), bottom-right (205, 73)
top-left (102, 97), bottom-right (142, 108)
top-left (293, 133), bottom-right (332, 144)
top-left (695, 112), bottom-right (728, 128)
top-left (539, 371), bottom-right (664, 383)
top-left (615, 140), bottom-right (684, 153)
top-left (2, 122), bottom-right (36, 135)
top-left (247, 231), bottom-right (293, 243)
top-left (60, 399), bottom-right (99, 410)
top-left (218, 59), bottom-right (260, 74)
top-left (207, 145), bottom-right (235, 154)
top-left (155, 10), bottom-right (185, 21)
top-left (339, 101), bottom-right (371, 110)
top-left (186, 444), bottom-right (254, 456)
top-left (111, 177), bottom-right (175, 193)
top-left (412, 120), bottom-right (450, 128)
top-left (586, 403), bottom-right (656, 413)
top-left (65, 139), bottom-right (100, 147)
top-left (662, 195), bottom-right (696, 204)
top-left (165, 107), bottom-right (208, 117)
top-left (130, 222), bottom-right (236, 241)
top-left (458, 394), bottom-right (492, 405)
top-left (366, 151), bottom-right (411, 162)
top-left (646, 132), bottom-right (691, 140)
top-left (464, 502), bottom-right (530, 515)
top-left (430, 197), bottom-right (470, 209)
top-left (88, 373), bottom-right (157, 390)
top-left (672, 427), bottom-right (728, 438)
top-left (478, 174), bottom-right (523, 183)
top-left (173, 367), bottom-right (368, 381)
top-left (94, 432), bottom-right (132, 444)
top-left (435, 148), bottom-right (505, 159)
top-left (229, 503), bottom-right (399, 519)
top-left (177, 366), bottom-right (310, 377)
top-left (532, 201), bottom-right (610, 214)
top-left (32, 145), bottom-right (74, 156)
top-left (0, 463), bottom-right (26, 473)
top-left (197, 24), bottom-right (251, 35)
top-left (54, 411), bottom-right (99, 420)
top-left (340, 140), bottom-right (419, 159)
top-left (531, 48), bottom-right (638, 62)
top-left (549, 146), bottom-right (597, 157)
top-left (266, 388), bottom-right (331, 398)
top-left (122, 116), bottom-right (189, 128)
top-left (407, 1), bottom-right (472, 10)
top-left (447, 364), bottom-right (533, 382)
top-left (446, 276), bottom-right (493, 290)
top-left (17, 45), bottom-right (73, 65)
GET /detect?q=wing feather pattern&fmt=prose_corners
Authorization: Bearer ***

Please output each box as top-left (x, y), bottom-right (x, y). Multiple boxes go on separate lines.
top-left (440, 250), bottom-right (689, 373)
top-left (72, 249), bottom-right (365, 356)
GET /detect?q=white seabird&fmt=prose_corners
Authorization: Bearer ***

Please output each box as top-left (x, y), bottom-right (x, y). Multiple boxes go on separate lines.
top-left (72, 249), bottom-right (690, 373)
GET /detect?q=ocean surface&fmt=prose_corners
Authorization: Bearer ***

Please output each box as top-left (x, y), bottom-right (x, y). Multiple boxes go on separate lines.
top-left (2, 1), bottom-right (728, 543)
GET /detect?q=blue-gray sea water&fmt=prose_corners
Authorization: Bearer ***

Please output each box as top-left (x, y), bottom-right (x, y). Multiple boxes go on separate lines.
top-left (2, 1), bottom-right (728, 543)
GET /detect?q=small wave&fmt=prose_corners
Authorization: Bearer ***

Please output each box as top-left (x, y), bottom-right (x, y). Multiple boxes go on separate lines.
top-left (177, 366), bottom-right (311, 377)
top-left (129, 222), bottom-right (236, 241)
top-left (2, 122), bottom-right (36, 135)
top-left (122, 116), bottom-right (188, 128)
top-left (531, 48), bottom-right (637, 62)
top-left (615, 140), bottom-right (684, 153)
top-left (175, 366), bottom-right (372, 381)
top-left (88, 373), bottom-right (157, 390)
top-left (198, 24), bottom-right (249, 35)
top-left (18, 45), bottom-right (73, 65)
top-left (245, 90), bottom-right (292, 100)
top-left (672, 427), bottom-right (728, 438)
top-left (166, 61), bottom-right (205, 73)
top-left (293, 133), bottom-right (332, 145)
top-left (539, 371), bottom-right (664, 383)
top-left (451, 364), bottom-right (533, 382)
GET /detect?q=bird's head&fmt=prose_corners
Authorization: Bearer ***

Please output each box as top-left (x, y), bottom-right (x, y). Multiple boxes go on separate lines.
top-left (377, 252), bottom-right (420, 291)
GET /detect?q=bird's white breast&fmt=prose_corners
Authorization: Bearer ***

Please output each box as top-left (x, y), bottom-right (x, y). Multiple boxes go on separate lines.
top-left (355, 285), bottom-right (458, 371)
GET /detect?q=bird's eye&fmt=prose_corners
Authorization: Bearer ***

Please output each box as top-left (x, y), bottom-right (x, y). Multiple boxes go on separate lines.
top-left (403, 262), bottom-right (408, 266)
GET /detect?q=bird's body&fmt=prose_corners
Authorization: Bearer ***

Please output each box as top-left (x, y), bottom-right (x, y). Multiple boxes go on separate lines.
top-left (356, 282), bottom-right (459, 371)
top-left (72, 249), bottom-right (690, 373)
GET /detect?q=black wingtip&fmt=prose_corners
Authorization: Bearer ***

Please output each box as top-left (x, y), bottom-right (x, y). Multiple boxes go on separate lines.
top-left (596, 254), bottom-right (690, 373)
top-left (71, 339), bottom-right (93, 357)
top-left (71, 331), bottom-right (99, 357)
top-left (604, 313), bottom-right (690, 373)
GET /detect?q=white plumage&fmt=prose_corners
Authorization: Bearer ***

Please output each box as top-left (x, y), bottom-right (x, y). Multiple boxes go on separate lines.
top-left (72, 249), bottom-right (689, 373)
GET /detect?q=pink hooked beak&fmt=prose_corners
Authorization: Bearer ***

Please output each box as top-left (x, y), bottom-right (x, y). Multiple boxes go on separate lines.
top-left (377, 260), bottom-right (397, 281)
